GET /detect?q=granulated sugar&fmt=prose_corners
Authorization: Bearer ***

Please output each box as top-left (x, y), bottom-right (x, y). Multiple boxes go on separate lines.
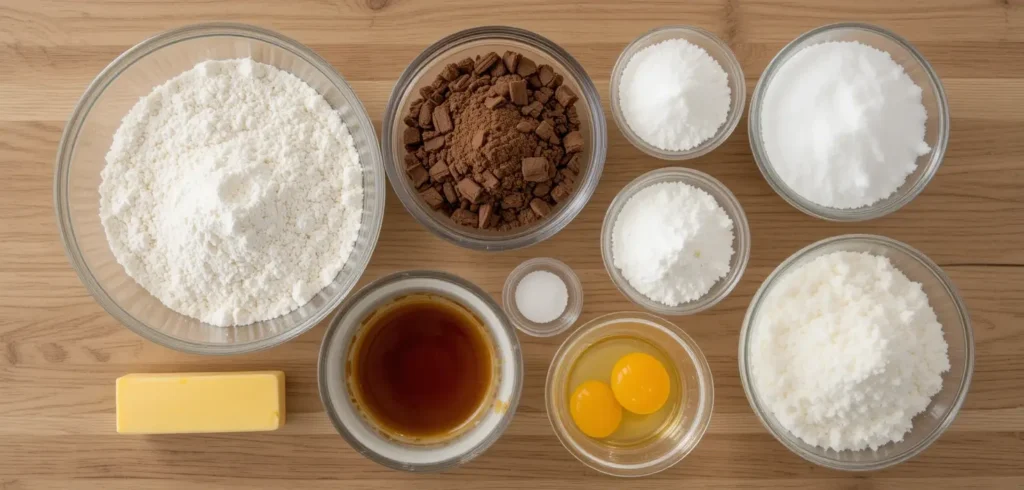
top-left (100, 59), bottom-right (363, 326)
top-left (750, 251), bottom-right (950, 451)
top-left (618, 39), bottom-right (731, 152)
top-left (760, 41), bottom-right (930, 209)
top-left (611, 181), bottom-right (734, 306)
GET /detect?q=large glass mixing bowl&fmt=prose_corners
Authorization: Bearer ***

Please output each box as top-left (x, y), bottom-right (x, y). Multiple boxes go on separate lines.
top-left (54, 23), bottom-right (386, 355)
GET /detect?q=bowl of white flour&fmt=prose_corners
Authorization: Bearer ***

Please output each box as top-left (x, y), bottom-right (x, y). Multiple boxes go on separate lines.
top-left (739, 234), bottom-right (973, 470)
top-left (55, 23), bottom-right (386, 354)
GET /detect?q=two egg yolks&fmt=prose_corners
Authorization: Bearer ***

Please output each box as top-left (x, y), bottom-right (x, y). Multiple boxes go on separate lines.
top-left (569, 352), bottom-right (671, 438)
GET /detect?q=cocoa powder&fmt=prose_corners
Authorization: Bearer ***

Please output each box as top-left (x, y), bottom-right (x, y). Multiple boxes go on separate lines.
top-left (402, 51), bottom-right (584, 231)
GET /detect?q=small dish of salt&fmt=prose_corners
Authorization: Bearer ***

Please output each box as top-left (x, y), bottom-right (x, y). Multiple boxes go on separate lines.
top-left (502, 258), bottom-right (583, 337)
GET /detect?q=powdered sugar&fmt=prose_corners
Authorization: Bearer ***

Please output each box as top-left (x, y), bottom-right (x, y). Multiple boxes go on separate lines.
top-left (100, 59), bottom-right (363, 327)
top-left (750, 251), bottom-right (950, 451)
top-left (611, 182), bottom-right (734, 305)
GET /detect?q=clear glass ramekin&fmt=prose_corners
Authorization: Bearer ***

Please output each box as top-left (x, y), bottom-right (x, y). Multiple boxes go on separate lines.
top-left (382, 26), bottom-right (607, 251)
top-left (610, 25), bottom-right (746, 160)
top-left (53, 23), bottom-right (386, 354)
top-left (739, 234), bottom-right (974, 470)
top-left (600, 167), bottom-right (751, 315)
top-left (546, 312), bottom-right (714, 477)
top-left (318, 270), bottom-right (522, 472)
top-left (748, 23), bottom-right (949, 221)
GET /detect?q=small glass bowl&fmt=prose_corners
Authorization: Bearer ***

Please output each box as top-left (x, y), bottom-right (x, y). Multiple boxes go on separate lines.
top-left (739, 234), bottom-right (974, 470)
top-left (318, 270), bottom-right (523, 472)
top-left (610, 26), bottom-right (746, 160)
top-left (501, 257), bottom-right (583, 337)
top-left (546, 312), bottom-right (714, 477)
top-left (748, 23), bottom-right (949, 221)
top-left (600, 167), bottom-right (751, 315)
top-left (53, 23), bottom-right (385, 355)
top-left (382, 26), bottom-right (607, 251)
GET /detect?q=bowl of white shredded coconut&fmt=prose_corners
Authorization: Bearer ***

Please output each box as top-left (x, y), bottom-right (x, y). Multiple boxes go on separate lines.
top-left (55, 23), bottom-right (386, 354)
top-left (739, 234), bottom-right (973, 470)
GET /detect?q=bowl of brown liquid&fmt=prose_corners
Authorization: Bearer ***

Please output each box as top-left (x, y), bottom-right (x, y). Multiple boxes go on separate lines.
top-left (318, 270), bottom-right (523, 471)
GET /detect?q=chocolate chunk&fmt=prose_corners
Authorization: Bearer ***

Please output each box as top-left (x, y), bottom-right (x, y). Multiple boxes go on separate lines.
top-left (450, 74), bottom-right (471, 92)
top-left (481, 170), bottom-right (500, 191)
top-left (551, 184), bottom-right (571, 203)
top-left (474, 52), bottom-right (500, 74)
top-left (563, 130), bottom-right (584, 154)
top-left (565, 153), bottom-right (581, 172)
top-left (420, 187), bottom-right (445, 209)
top-left (552, 74), bottom-right (563, 88)
top-left (478, 203), bottom-right (493, 228)
top-left (404, 153), bottom-right (421, 169)
top-left (489, 62), bottom-right (507, 77)
top-left (451, 208), bottom-right (478, 227)
top-left (441, 63), bottom-right (461, 82)
top-left (516, 56), bottom-right (537, 77)
top-left (423, 135), bottom-right (446, 152)
top-left (522, 157), bottom-right (553, 182)
top-left (418, 101), bottom-right (435, 128)
top-left (535, 87), bottom-right (553, 104)
top-left (521, 101), bottom-right (544, 118)
top-left (509, 80), bottom-right (528, 106)
top-left (492, 81), bottom-right (510, 98)
top-left (442, 182), bottom-right (458, 204)
top-left (526, 75), bottom-right (542, 89)
top-left (410, 99), bottom-right (424, 116)
top-left (555, 85), bottom-right (578, 108)
top-left (472, 129), bottom-right (488, 149)
top-left (457, 57), bottom-right (475, 73)
top-left (529, 198), bottom-right (552, 217)
top-left (533, 183), bottom-right (551, 197)
top-left (403, 126), bottom-right (422, 146)
top-left (429, 91), bottom-right (445, 105)
top-left (429, 162), bottom-right (450, 181)
top-left (502, 193), bottom-right (525, 209)
top-left (430, 77), bottom-right (447, 92)
top-left (449, 161), bottom-right (466, 179)
top-left (403, 114), bottom-right (418, 127)
top-left (538, 65), bottom-right (555, 87)
top-left (457, 178), bottom-right (484, 203)
top-left (502, 51), bottom-right (521, 74)
top-left (432, 105), bottom-right (454, 134)
top-left (535, 120), bottom-right (557, 142)
top-left (484, 96), bottom-right (506, 109)
top-left (559, 168), bottom-right (578, 187)
top-left (419, 85), bottom-right (434, 99)
top-left (407, 165), bottom-right (429, 187)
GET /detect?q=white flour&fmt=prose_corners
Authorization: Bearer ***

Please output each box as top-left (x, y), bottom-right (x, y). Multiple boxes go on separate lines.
top-left (100, 59), bottom-right (363, 327)
top-left (760, 41), bottom-right (930, 209)
top-left (618, 39), bottom-right (731, 151)
top-left (750, 251), bottom-right (950, 451)
top-left (611, 182), bottom-right (734, 306)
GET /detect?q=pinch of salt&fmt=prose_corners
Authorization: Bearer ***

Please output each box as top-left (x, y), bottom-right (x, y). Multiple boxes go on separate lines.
top-left (515, 270), bottom-right (568, 324)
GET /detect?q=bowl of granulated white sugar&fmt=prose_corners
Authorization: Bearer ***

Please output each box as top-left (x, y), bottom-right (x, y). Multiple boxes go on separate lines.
top-left (739, 234), bottom-right (973, 471)
top-left (55, 23), bottom-right (386, 354)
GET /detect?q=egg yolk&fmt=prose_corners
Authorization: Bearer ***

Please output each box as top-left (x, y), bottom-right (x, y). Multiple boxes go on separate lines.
top-left (569, 380), bottom-right (622, 438)
top-left (610, 352), bottom-right (670, 415)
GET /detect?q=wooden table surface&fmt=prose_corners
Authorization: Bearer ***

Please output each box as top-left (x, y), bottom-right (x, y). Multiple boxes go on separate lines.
top-left (2, 0), bottom-right (1023, 488)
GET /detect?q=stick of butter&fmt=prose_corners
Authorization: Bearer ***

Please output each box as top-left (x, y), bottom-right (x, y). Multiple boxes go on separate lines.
top-left (116, 371), bottom-right (285, 434)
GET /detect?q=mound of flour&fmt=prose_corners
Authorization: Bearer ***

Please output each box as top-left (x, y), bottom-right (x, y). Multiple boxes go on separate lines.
top-left (99, 59), bottom-right (363, 326)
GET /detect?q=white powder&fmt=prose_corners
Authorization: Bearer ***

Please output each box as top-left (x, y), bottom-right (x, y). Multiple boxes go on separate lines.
top-left (611, 182), bottom-right (734, 306)
top-left (618, 39), bottom-right (731, 152)
top-left (515, 270), bottom-right (567, 324)
top-left (100, 59), bottom-right (364, 327)
top-left (750, 251), bottom-right (950, 451)
top-left (760, 41), bottom-right (931, 209)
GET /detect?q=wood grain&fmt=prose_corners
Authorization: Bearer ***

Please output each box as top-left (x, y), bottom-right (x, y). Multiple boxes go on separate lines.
top-left (2, 0), bottom-right (1023, 488)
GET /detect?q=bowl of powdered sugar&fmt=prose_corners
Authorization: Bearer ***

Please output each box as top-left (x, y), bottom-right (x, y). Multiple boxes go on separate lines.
top-left (739, 234), bottom-right (973, 470)
top-left (749, 23), bottom-right (949, 221)
top-left (55, 23), bottom-right (386, 354)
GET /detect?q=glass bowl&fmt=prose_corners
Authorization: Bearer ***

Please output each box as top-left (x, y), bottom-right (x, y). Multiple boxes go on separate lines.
top-left (53, 23), bottom-right (386, 355)
top-left (382, 26), bottom-right (607, 251)
top-left (739, 234), bottom-right (974, 470)
top-left (748, 23), bottom-right (949, 221)
top-left (600, 167), bottom-right (751, 315)
top-left (318, 270), bottom-right (522, 472)
top-left (501, 257), bottom-right (583, 337)
top-left (610, 25), bottom-right (746, 160)
top-left (546, 312), bottom-right (714, 477)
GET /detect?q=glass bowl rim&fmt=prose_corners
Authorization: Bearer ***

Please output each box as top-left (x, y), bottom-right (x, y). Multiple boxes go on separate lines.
top-left (747, 22), bottom-right (950, 222)
top-left (737, 233), bottom-right (975, 470)
top-left (53, 22), bottom-right (385, 355)
top-left (381, 25), bottom-right (608, 251)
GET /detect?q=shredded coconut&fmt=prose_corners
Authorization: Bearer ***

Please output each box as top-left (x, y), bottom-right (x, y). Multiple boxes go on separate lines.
top-left (618, 38), bottom-right (731, 152)
top-left (611, 181), bottom-right (734, 306)
top-left (750, 251), bottom-right (950, 451)
top-left (99, 58), bottom-right (363, 327)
